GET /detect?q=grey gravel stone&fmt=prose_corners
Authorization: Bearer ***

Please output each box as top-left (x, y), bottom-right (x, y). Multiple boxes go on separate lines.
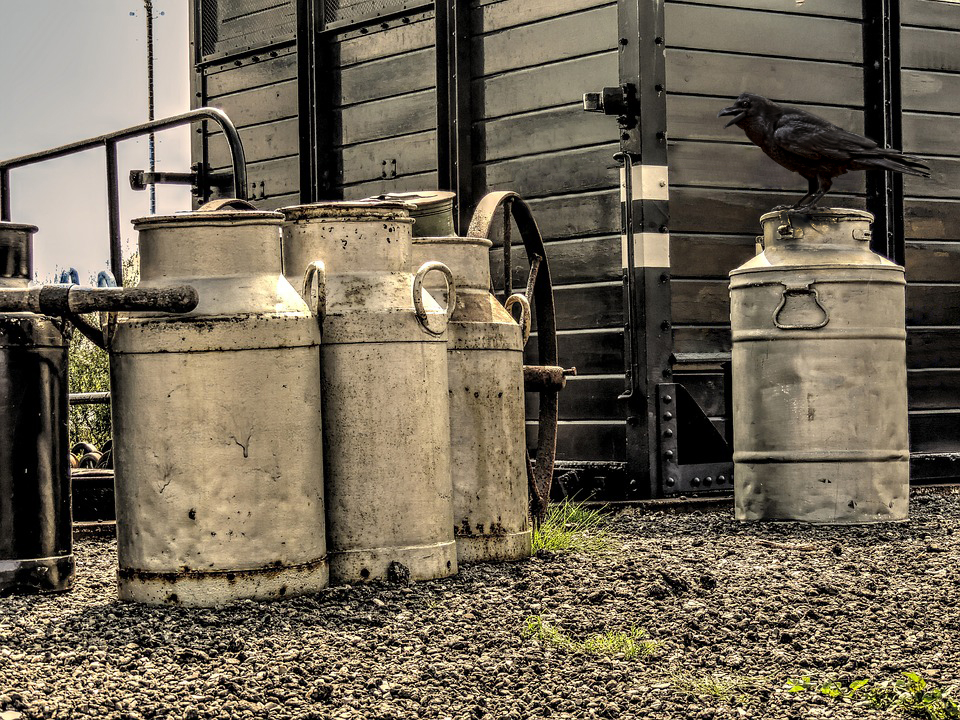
top-left (1, 487), bottom-right (959, 719)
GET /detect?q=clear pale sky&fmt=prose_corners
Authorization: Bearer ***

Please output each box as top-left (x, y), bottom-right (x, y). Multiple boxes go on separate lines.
top-left (0, 0), bottom-right (191, 282)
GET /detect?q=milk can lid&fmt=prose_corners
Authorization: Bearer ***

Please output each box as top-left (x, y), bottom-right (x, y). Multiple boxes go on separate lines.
top-left (0, 221), bottom-right (40, 234)
top-left (368, 192), bottom-right (458, 237)
top-left (132, 199), bottom-right (283, 228)
top-left (278, 200), bottom-right (416, 222)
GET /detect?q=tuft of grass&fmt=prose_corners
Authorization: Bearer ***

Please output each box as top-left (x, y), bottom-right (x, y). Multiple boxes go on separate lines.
top-left (522, 615), bottom-right (575, 650)
top-left (532, 499), bottom-right (610, 553)
top-left (522, 616), bottom-right (659, 660)
top-left (581, 627), bottom-right (659, 660)
top-left (672, 672), bottom-right (770, 704)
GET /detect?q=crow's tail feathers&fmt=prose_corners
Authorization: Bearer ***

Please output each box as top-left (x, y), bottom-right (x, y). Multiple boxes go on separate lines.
top-left (853, 149), bottom-right (931, 178)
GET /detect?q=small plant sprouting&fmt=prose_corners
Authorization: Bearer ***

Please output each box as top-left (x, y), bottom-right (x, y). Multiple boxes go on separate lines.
top-left (785, 672), bottom-right (960, 719)
top-left (522, 616), bottom-right (658, 660)
top-left (523, 615), bottom-right (575, 650)
top-left (531, 499), bottom-right (610, 554)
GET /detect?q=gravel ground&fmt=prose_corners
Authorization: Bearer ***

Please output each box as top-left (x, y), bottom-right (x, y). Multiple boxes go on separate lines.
top-left (2, 487), bottom-right (959, 720)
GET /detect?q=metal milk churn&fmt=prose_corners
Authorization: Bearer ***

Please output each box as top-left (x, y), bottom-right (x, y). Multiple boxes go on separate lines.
top-left (109, 200), bottom-right (327, 605)
top-left (0, 222), bottom-right (72, 594)
top-left (729, 208), bottom-right (909, 523)
top-left (280, 201), bottom-right (459, 584)
top-left (385, 191), bottom-right (532, 563)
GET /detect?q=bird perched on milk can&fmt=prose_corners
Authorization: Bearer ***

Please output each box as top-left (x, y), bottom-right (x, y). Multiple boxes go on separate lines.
top-left (718, 92), bottom-right (930, 209)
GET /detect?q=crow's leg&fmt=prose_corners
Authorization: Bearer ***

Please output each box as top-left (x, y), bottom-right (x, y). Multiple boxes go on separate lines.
top-left (802, 176), bottom-right (833, 209)
top-left (791, 177), bottom-right (818, 209)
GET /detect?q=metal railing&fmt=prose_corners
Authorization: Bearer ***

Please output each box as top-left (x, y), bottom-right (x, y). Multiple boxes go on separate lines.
top-left (0, 107), bottom-right (247, 283)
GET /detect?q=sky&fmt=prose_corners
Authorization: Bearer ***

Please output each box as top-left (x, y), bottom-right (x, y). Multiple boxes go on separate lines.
top-left (0, 1), bottom-right (191, 282)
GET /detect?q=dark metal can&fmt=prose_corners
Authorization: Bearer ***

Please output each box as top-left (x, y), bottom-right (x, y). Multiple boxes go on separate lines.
top-left (0, 222), bottom-right (73, 594)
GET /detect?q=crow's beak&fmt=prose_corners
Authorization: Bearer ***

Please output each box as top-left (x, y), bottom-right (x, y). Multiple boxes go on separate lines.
top-left (718, 106), bottom-right (746, 128)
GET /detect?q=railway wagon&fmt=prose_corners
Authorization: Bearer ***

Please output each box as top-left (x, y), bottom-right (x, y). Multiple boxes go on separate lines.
top-left (188, 0), bottom-right (960, 499)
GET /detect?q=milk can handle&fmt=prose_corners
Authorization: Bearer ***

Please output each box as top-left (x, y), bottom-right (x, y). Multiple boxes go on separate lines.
top-left (773, 283), bottom-right (829, 330)
top-left (413, 261), bottom-right (456, 336)
top-left (504, 292), bottom-right (532, 347)
top-left (302, 261), bottom-right (327, 322)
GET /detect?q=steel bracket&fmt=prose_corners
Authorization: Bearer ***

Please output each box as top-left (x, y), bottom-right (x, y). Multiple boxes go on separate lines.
top-left (582, 84), bottom-right (639, 129)
top-left (657, 382), bottom-right (733, 496)
top-left (129, 162), bottom-right (233, 197)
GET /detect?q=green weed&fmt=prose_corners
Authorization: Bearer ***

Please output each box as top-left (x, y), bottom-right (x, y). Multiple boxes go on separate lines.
top-left (673, 672), bottom-right (770, 703)
top-left (522, 616), bottom-right (658, 660)
top-left (785, 672), bottom-right (959, 719)
top-left (582, 627), bottom-right (659, 660)
top-left (532, 499), bottom-right (610, 553)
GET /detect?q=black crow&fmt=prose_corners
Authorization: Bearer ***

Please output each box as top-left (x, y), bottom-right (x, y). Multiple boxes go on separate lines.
top-left (718, 92), bottom-right (930, 208)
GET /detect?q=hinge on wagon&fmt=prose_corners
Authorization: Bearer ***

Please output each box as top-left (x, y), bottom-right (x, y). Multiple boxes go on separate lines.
top-left (657, 383), bottom-right (733, 496)
top-left (582, 84), bottom-right (639, 129)
top-left (129, 162), bottom-right (233, 199)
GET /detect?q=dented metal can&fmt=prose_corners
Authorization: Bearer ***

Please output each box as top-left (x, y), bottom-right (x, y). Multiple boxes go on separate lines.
top-left (403, 195), bottom-right (531, 564)
top-left (110, 205), bottom-right (327, 605)
top-left (280, 201), bottom-right (458, 584)
top-left (0, 222), bottom-right (73, 594)
top-left (729, 208), bottom-right (909, 523)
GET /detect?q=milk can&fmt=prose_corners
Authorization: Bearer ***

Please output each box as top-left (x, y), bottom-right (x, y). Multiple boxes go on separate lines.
top-left (387, 192), bottom-right (532, 563)
top-left (109, 200), bottom-right (327, 605)
top-left (729, 208), bottom-right (909, 523)
top-left (280, 201), bottom-right (458, 584)
top-left (0, 222), bottom-right (72, 594)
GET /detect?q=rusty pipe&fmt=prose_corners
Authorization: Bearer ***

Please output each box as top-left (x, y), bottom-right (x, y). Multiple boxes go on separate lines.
top-left (0, 284), bottom-right (198, 316)
top-left (523, 365), bottom-right (576, 392)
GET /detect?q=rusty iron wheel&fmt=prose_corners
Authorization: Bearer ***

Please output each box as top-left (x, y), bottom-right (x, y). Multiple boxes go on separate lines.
top-left (467, 192), bottom-right (566, 524)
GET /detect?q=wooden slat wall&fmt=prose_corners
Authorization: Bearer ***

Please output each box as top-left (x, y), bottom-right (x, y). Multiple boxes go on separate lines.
top-left (202, 45), bottom-right (300, 209)
top-left (900, 0), bottom-right (960, 457)
top-left (664, 0), bottom-right (866, 348)
top-left (471, 0), bottom-right (623, 462)
top-left (663, 1), bottom-right (866, 432)
top-left (201, 0), bottom-right (297, 59)
top-left (331, 15), bottom-right (440, 199)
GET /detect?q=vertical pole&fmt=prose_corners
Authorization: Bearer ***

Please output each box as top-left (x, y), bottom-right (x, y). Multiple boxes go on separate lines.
top-left (105, 141), bottom-right (124, 285)
top-left (435, 0), bottom-right (452, 193)
top-left (298, 0), bottom-right (324, 202)
top-left (1, 168), bottom-right (10, 221)
top-left (862, 0), bottom-right (904, 266)
top-left (188, 0), bottom-right (206, 206)
top-left (437, 0), bottom-right (473, 233)
top-left (145, 0), bottom-right (157, 214)
top-left (618, 0), bottom-right (672, 499)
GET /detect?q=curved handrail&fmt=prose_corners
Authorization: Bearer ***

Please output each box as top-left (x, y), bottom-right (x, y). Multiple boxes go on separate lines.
top-left (0, 108), bottom-right (247, 284)
top-left (0, 107), bottom-right (246, 198)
